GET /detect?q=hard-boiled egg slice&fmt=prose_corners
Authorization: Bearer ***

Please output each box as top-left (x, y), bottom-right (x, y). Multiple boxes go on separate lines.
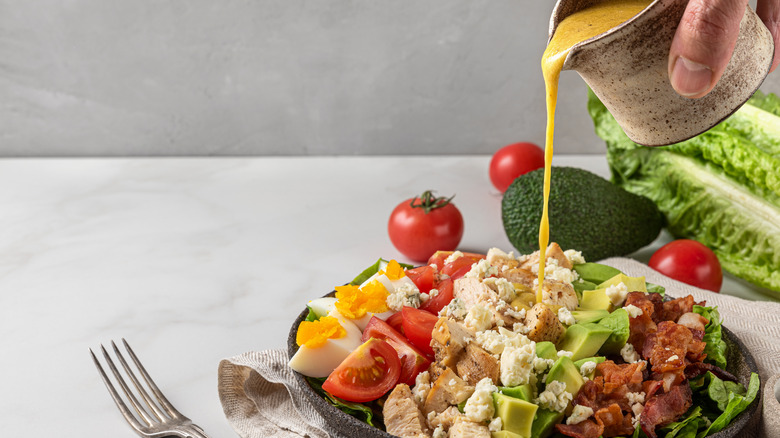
top-left (308, 297), bottom-right (337, 318)
top-left (288, 316), bottom-right (363, 378)
top-left (328, 307), bottom-right (395, 331)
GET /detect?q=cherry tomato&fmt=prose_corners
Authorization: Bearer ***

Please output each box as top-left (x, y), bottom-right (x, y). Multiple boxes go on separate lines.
top-left (400, 306), bottom-right (439, 359)
top-left (648, 239), bottom-right (723, 292)
top-left (362, 316), bottom-right (432, 386)
top-left (405, 265), bottom-right (436, 293)
top-left (489, 142), bottom-right (545, 193)
top-left (419, 276), bottom-right (454, 315)
top-left (388, 191), bottom-right (464, 263)
top-left (322, 338), bottom-right (401, 402)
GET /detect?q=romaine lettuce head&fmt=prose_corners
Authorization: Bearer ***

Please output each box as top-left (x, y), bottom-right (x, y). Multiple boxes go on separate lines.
top-left (588, 89), bottom-right (780, 295)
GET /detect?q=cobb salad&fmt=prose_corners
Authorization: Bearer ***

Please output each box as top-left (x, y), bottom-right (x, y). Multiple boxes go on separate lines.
top-left (288, 245), bottom-right (759, 438)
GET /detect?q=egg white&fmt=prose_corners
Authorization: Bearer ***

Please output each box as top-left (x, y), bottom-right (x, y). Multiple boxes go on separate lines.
top-left (288, 316), bottom-right (364, 378)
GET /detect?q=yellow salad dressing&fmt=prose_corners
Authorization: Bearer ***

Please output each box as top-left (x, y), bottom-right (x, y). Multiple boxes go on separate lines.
top-left (537, 0), bottom-right (652, 301)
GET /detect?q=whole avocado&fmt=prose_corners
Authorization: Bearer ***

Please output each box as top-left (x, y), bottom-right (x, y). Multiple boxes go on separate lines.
top-left (501, 166), bottom-right (664, 261)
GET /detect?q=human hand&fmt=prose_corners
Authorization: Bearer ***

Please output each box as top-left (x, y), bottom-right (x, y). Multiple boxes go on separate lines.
top-left (668, 0), bottom-right (780, 99)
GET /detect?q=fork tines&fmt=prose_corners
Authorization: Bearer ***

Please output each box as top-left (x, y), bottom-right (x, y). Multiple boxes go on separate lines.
top-left (90, 339), bottom-right (204, 437)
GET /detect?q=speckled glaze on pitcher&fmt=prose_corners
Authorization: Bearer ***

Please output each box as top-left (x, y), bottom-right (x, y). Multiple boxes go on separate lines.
top-left (550, 0), bottom-right (774, 146)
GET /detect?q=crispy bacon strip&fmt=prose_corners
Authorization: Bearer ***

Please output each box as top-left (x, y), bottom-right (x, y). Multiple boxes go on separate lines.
top-left (685, 361), bottom-right (738, 382)
top-left (660, 295), bottom-right (697, 322)
top-left (597, 360), bottom-right (646, 395)
top-left (641, 383), bottom-right (693, 438)
top-left (556, 417), bottom-right (603, 438)
top-left (625, 292), bottom-right (658, 353)
top-left (595, 403), bottom-right (636, 437)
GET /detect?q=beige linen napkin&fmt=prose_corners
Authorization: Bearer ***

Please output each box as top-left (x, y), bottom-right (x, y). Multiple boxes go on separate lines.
top-left (218, 257), bottom-right (780, 438)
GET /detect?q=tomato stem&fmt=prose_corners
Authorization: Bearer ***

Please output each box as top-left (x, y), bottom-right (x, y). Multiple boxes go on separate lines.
top-left (410, 190), bottom-right (455, 214)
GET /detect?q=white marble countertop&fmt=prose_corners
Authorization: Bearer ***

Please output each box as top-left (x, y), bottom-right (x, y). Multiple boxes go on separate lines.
top-left (1, 155), bottom-right (775, 436)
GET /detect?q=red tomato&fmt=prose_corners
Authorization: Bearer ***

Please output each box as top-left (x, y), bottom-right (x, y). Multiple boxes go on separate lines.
top-left (362, 316), bottom-right (432, 386)
top-left (489, 142), bottom-right (545, 193)
top-left (388, 191), bottom-right (464, 263)
top-left (442, 257), bottom-right (478, 280)
top-left (405, 265), bottom-right (436, 293)
top-left (419, 276), bottom-right (454, 315)
top-left (385, 311), bottom-right (405, 334)
top-left (400, 307), bottom-right (439, 359)
top-left (427, 251), bottom-right (486, 271)
top-left (322, 338), bottom-right (401, 402)
top-left (648, 239), bottom-right (723, 292)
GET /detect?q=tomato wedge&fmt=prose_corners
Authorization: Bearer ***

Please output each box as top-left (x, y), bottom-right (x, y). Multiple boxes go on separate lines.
top-left (322, 338), bottom-right (401, 403)
top-left (419, 276), bottom-right (454, 315)
top-left (401, 306), bottom-right (439, 359)
top-left (405, 265), bottom-right (436, 293)
top-left (427, 250), bottom-right (485, 269)
top-left (362, 316), bottom-right (432, 386)
top-left (385, 311), bottom-right (405, 334)
top-left (427, 251), bottom-right (486, 280)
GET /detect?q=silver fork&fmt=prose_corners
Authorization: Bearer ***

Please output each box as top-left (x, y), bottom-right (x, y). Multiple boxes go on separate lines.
top-left (90, 339), bottom-right (210, 438)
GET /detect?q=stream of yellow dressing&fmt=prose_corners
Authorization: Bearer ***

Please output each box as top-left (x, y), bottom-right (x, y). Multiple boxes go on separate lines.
top-left (537, 0), bottom-right (652, 302)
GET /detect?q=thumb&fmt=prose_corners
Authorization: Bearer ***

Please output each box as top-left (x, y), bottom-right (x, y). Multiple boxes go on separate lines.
top-left (668, 0), bottom-right (750, 99)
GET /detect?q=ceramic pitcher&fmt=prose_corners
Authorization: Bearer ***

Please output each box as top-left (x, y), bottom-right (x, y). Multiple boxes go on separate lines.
top-left (550, 0), bottom-right (774, 146)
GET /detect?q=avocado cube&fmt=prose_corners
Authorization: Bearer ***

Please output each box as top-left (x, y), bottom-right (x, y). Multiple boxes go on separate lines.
top-left (570, 309), bottom-right (609, 324)
top-left (535, 341), bottom-right (558, 361)
top-left (597, 308), bottom-right (630, 355)
top-left (579, 288), bottom-right (612, 311)
top-left (545, 356), bottom-right (585, 399)
top-left (572, 279), bottom-right (598, 298)
top-left (573, 356), bottom-right (606, 379)
top-left (572, 263), bottom-right (622, 284)
top-left (556, 323), bottom-right (613, 361)
top-left (493, 392), bottom-right (538, 437)
top-left (491, 431), bottom-right (524, 438)
top-left (530, 408), bottom-right (565, 438)
top-left (498, 384), bottom-right (535, 402)
top-left (597, 273), bottom-right (647, 293)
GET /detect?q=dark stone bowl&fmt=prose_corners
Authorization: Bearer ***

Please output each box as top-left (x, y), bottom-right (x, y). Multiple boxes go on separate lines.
top-left (286, 293), bottom-right (761, 438)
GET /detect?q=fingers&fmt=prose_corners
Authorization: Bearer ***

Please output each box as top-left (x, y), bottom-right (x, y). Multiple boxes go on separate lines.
top-left (668, 0), bottom-right (749, 98)
top-left (756, 0), bottom-right (780, 72)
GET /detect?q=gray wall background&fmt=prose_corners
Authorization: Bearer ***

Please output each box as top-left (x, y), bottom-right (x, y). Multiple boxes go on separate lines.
top-left (1, 0), bottom-right (776, 156)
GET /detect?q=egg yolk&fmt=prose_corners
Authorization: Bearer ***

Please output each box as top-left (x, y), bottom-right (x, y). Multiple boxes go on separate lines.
top-left (296, 316), bottom-right (346, 348)
top-left (334, 281), bottom-right (390, 320)
top-left (383, 259), bottom-right (405, 281)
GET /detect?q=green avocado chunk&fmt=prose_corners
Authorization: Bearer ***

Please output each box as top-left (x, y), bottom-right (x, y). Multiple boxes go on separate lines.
top-left (498, 384), bottom-right (535, 402)
top-left (579, 288), bottom-right (612, 311)
top-left (573, 263), bottom-right (623, 284)
top-left (570, 309), bottom-right (609, 324)
top-left (572, 279), bottom-right (598, 298)
top-left (531, 408), bottom-right (565, 438)
top-left (546, 356), bottom-right (585, 399)
top-left (574, 356), bottom-right (606, 368)
top-left (597, 308), bottom-right (630, 354)
top-left (535, 341), bottom-right (558, 361)
top-left (493, 392), bottom-right (538, 438)
top-left (597, 273), bottom-right (647, 293)
top-left (556, 323), bottom-right (613, 361)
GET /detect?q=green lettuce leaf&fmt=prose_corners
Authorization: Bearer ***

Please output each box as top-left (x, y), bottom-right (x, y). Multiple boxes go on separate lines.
top-left (659, 406), bottom-right (706, 438)
top-left (698, 372), bottom-right (760, 437)
top-left (350, 258), bottom-right (388, 285)
top-left (588, 89), bottom-right (780, 295)
top-left (349, 258), bottom-right (414, 285)
top-left (692, 305), bottom-right (728, 369)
